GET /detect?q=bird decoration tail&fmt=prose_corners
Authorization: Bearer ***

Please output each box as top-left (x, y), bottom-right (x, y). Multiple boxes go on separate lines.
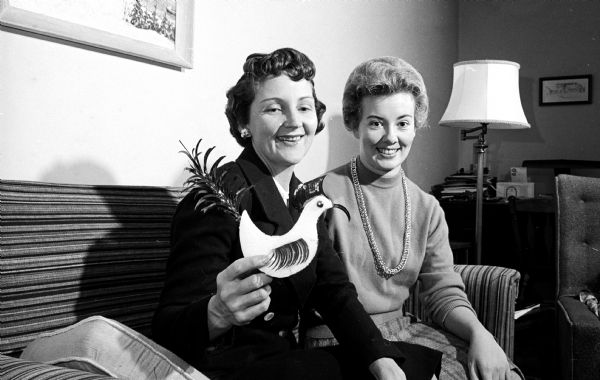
top-left (268, 239), bottom-right (310, 272)
top-left (179, 139), bottom-right (251, 222)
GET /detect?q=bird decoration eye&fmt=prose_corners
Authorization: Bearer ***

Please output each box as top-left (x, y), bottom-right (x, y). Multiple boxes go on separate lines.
top-left (317, 201), bottom-right (323, 208)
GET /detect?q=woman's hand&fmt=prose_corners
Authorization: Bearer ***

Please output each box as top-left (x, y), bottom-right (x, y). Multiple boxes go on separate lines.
top-left (207, 255), bottom-right (273, 340)
top-left (444, 306), bottom-right (512, 379)
top-left (368, 357), bottom-right (406, 380)
top-left (467, 329), bottom-right (512, 380)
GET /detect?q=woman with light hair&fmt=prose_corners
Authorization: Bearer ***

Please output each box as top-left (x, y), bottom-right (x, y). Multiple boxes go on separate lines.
top-left (310, 56), bottom-right (524, 380)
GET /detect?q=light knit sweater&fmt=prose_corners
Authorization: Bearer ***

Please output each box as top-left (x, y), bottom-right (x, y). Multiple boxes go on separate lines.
top-left (323, 159), bottom-right (475, 327)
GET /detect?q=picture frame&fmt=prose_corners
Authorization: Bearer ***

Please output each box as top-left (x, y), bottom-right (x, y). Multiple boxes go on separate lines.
top-left (539, 75), bottom-right (592, 105)
top-left (0, 0), bottom-right (194, 69)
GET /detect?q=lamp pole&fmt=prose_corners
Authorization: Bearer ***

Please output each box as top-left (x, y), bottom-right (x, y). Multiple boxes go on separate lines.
top-left (461, 123), bottom-right (488, 264)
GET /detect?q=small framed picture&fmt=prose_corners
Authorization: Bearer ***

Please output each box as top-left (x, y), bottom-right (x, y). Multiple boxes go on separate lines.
top-left (539, 75), bottom-right (592, 105)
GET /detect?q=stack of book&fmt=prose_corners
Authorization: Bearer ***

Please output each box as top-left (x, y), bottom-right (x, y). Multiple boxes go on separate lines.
top-left (431, 171), bottom-right (496, 200)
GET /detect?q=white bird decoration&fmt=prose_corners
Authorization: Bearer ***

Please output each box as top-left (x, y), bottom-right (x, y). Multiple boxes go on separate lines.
top-left (180, 139), bottom-right (349, 278)
top-left (239, 194), bottom-right (348, 278)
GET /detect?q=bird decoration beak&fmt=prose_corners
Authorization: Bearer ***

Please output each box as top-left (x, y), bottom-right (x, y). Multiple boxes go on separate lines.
top-left (332, 203), bottom-right (351, 221)
top-left (291, 176), bottom-right (350, 221)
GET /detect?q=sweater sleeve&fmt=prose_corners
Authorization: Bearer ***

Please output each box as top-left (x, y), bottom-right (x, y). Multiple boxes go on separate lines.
top-left (152, 193), bottom-right (239, 364)
top-left (307, 217), bottom-right (405, 367)
top-left (417, 199), bottom-right (476, 327)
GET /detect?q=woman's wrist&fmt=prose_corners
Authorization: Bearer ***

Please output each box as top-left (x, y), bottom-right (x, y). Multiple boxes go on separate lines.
top-left (368, 357), bottom-right (405, 380)
top-left (445, 305), bottom-right (486, 342)
top-left (207, 295), bottom-right (232, 340)
top-left (466, 321), bottom-right (492, 342)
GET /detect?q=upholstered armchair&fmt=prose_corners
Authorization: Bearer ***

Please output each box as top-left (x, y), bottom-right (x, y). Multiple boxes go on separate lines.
top-left (556, 174), bottom-right (600, 380)
top-left (305, 264), bottom-right (521, 360)
top-left (404, 265), bottom-right (520, 360)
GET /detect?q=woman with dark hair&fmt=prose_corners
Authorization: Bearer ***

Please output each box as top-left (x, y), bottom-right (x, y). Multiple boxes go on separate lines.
top-left (312, 56), bottom-right (524, 379)
top-left (152, 48), bottom-right (441, 380)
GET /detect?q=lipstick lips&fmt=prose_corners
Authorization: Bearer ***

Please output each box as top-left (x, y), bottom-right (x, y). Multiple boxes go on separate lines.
top-left (277, 134), bottom-right (304, 143)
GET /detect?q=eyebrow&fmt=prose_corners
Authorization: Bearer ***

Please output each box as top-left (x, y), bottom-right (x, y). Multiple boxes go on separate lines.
top-left (366, 114), bottom-right (413, 120)
top-left (259, 96), bottom-right (315, 104)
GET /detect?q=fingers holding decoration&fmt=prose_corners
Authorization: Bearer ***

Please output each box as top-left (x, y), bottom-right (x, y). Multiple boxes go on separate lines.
top-left (225, 280), bottom-right (271, 325)
top-left (234, 274), bottom-right (272, 308)
top-left (214, 256), bottom-right (273, 325)
top-left (233, 293), bottom-right (272, 325)
top-left (221, 255), bottom-right (270, 281)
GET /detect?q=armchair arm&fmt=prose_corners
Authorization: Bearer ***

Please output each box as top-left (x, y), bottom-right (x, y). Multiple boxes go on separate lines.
top-left (0, 353), bottom-right (115, 379)
top-left (455, 265), bottom-right (520, 360)
top-left (404, 265), bottom-right (520, 360)
top-left (557, 296), bottom-right (600, 380)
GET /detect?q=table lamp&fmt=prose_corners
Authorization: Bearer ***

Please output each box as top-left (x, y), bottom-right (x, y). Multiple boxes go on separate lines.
top-left (439, 60), bottom-right (530, 264)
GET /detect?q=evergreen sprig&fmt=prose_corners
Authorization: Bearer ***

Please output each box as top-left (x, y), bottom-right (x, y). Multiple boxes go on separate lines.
top-left (179, 139), bottom-right (251, 222)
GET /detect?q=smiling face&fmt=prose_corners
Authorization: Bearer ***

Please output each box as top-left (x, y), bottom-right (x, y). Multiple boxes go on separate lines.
top-left (354, 92), bottom-right (416, 177)
top-left (244, 75), bottom-right (318, 176)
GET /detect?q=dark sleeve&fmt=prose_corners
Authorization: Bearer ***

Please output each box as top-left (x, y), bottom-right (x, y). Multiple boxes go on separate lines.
top-left (152, 193), bottom-right (239, 363)
top-left (308, 218), bottom-right (405, 367)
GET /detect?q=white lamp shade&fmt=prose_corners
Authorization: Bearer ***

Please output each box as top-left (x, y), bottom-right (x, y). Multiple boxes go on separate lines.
top-left (439, 60), bottom-right (530, 129)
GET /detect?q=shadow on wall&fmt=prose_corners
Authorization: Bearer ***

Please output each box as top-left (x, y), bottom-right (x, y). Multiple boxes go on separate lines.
top-left (326, 114), bottom-right (358, 171)
top-left (39, 160), bottom-right (116, 185)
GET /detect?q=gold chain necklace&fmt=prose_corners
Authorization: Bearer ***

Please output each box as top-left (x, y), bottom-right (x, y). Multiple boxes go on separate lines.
top-left (350, 156), bottom-right (411, 279)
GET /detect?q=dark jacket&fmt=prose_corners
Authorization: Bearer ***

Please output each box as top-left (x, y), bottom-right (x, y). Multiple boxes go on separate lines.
top-left (152, 147), bottom-right (402, 376)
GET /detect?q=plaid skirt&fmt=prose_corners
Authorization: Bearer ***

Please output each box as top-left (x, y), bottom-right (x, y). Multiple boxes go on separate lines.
top-left (306, 312), bottom-right (524, 380)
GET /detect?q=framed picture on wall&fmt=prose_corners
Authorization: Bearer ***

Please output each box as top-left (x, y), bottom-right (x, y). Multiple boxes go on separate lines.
top-left (0, 0), bottom-right (194, 68)
top-left (539, 75), bottom-right (592, 105)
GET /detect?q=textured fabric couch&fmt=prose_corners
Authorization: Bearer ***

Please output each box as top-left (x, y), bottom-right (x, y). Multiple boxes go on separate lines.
top-left (1, 179), bottom-right (520, 379)
top-left (555, 174), bottom-right (600, 380)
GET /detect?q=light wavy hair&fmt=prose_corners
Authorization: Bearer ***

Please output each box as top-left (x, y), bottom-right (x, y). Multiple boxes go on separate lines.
top-left (342, 56), bottom-right (429, 132)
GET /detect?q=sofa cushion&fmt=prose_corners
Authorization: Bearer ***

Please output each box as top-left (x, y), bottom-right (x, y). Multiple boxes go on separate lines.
top-left (1, 352), bottom-right (114, 380)
top-left (20, 316), bottom-right (208, 380)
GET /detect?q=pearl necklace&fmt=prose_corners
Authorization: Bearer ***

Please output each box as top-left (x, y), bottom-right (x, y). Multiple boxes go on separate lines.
top-left (350, 156), bottom-right (411, 279)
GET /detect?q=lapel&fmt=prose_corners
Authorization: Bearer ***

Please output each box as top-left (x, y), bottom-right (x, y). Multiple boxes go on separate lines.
top-left (235, 147), bottom-right (313, 305)
top-left (236, 147), bottom-right (295, 234)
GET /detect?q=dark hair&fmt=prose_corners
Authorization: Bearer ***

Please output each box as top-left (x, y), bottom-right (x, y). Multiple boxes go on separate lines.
top-left (225, 47), bottom-right (327, 147)
top-left (342, 56), bottom-right (429, 132)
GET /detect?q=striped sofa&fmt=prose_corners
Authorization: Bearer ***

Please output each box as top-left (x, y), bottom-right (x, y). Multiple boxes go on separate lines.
top-left (0, 179), bottom-right (520, 379)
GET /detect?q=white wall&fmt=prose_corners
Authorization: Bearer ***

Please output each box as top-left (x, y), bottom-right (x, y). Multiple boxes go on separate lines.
top-left (1, 1), bottom-right (459, 191)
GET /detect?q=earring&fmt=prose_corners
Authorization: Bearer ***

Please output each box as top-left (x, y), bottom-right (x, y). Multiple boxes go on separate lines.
top-left (240, 129), bottom-right (251, 139)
